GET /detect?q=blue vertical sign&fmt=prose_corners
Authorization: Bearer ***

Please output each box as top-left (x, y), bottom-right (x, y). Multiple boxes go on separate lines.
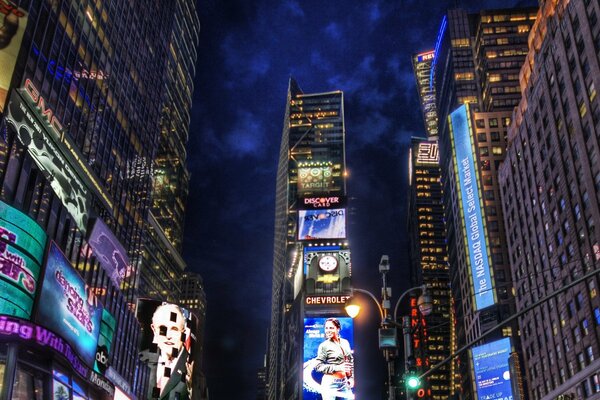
top-left (471, 337), bottom-right (514, 400)
top-left (450, 104), bottom-right (495, 310)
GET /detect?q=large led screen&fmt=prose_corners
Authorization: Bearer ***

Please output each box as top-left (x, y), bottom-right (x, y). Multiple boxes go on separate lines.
top-left (137, 299), bottom-right (200, 400)
top-left (471, 337), bottom-right (514, 400)
top-left (0, 200), bottom-right (47, 319)
top-left (304, 248), bottom-right (351, 295)
top-left (0, 2), bottom-right (27, 111)
top-left (449, 104), bottom-right (495, 310)
top-left (5, 88), bottom-right (91, 232)
top-left (298, 166), bottom-right (334, 193)
top-left (36, 242), bottom-right (103, 367)
top-left (298, 209), bottom-right (346, 240)
top-left (303, 317), bottom-right (355, 400)
top-left (88, 218), bottom-right (131, 288)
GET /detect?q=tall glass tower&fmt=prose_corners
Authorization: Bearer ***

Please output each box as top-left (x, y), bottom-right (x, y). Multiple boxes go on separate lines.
top-left (268, 79), bottom-right (351, 400)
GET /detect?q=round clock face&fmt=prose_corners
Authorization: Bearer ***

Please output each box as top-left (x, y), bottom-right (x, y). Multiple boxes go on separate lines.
top-left (318, 255), bottom-right (338, 272)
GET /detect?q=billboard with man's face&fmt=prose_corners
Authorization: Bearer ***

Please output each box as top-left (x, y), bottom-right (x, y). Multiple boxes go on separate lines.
top-left (303, 317), bottom-right (355, 400)
top-left (137, 299), bottom-right (200, 400)
top-left (36, 242), bottom-right (103, 367)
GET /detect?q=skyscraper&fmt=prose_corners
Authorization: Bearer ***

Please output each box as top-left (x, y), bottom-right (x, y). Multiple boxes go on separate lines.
top-left (499, 0), bottom-right (600, 397)
top-left (0, 1), bottom-right (200, 398)
top-left (407, 138), bottom-right (455, 399)
top-left (268, 79), bottom-right (351, 400)
top-left (430, 6), bottom-right (536, 399)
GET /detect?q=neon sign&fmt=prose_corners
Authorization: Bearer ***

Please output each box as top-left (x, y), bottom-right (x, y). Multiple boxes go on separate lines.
top-left (305, 295), bottom-right (350, 305)
top-left (416, 142), bottom-right (439, 165)
top-left (0, 315), bottom-right (89, 377)
top-left (430, 16), bottom-right (447, 91)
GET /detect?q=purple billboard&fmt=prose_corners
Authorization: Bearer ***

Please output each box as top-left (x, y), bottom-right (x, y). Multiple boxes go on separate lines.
top-left (88, 218), bottom-right (131, 287)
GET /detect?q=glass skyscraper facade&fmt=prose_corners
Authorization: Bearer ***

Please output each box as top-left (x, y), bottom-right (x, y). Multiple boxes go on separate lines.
top-left (268, 79), bottom-right (351, 400)
top-left (0, 1), bottom-right (201, 399)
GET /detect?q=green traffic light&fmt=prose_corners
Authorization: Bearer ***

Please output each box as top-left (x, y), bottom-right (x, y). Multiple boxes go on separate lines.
top-left (405, 375), bottom-right (420, 389)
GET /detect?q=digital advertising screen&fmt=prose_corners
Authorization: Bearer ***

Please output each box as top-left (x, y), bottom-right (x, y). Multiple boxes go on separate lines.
top-left (0, 1), bottom-right (27, 112)
top-left (36, 242), bottom-right (103, 367)
top-left (449, 104), bottom-right (495, 310)
top-left (88, 218), bottom-right (131, 288)
top-left (303, 317), bottom-right (355, 400)
top-left (300, 196), bottom-right (346, 210)
top-left (304, 248), bottom-right (351, 295)
top-left (298, 209), bottom-right (346, 240)
top-left (298, 166), bottom-right (334, 193)
top-left (0, 200), bottom-right (47, 319)
top-left (471, 337), bottom-right (514, 400)
top-left (137, 299), bottom-right (200, 400)
top-left (94, 309), bottom-right (116, 374)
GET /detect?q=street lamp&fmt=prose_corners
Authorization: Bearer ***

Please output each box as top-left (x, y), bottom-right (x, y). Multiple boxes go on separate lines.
top-left (344, 255), bottom-right (432, 400)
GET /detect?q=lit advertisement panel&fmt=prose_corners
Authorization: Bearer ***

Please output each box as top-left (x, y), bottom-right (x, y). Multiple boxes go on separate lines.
top-left (4, 88), bottom-right (91, 232)
top-left (0, 1), bottom-right (27, 111)
top-left (471, 338), bottom-right (514, 400)
top-left (449, 104), bottom-right (495, 310)
top-left (300, 195), bottom-right (346, 209)
top-left (298, 209), bottom-right (346, 240)
top-left (303, 317), bottom-right (355, 400)
top-left (416, 142), bottom-right (439, 165)
top-left (36, 242), bottom-right (103, 367)
top-left (137, 299), bottom-right (200, 400)
top-left (88, 218), bottom-right (131, 288)
top-left (298, 165), bottom-right (342, 193)
top-left (94, 309), bottom-right (116, 374)
top-left (0, 200), bottom-right (47, 319)
top-left (304, 248), bottom-right (351, 295)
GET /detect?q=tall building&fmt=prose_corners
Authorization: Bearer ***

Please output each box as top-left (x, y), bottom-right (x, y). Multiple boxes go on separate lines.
top-left (499, 0), bottom-right (600, 398)
top-left (0, 1), bottom-right (200, 399)
top-left (407, 138), bottom-right (455, 399)
top-left (412, 50), bottom-right (439, 138)
top-left (268, 79), bottom-right (352, 400)
top-left (430, 6), bottom-right (536, 399)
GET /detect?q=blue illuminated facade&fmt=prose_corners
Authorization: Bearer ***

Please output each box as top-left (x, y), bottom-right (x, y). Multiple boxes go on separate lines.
top-left (449, 104), bottom-right (495, 311)
top-left (471, 338), bottom-right (514, 400)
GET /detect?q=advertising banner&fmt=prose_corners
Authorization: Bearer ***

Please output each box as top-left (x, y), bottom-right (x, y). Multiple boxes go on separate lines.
top-left (0, 1), bottom-right (27, 112)
top-left (449, 104), bottom-right (495, 310)
top-left (298, 166), bottom-right (334, 193)
top-left (137, 299), bottom-right (200, 400)
top-left (471, 337), bottom-right (514, 400)
top-left (94, 309), bottom-right (116, 374)
top-left (303, 317), bottom-right (355, 400)
top-left (304, 249), bottom-right (351, 295)
top-left (37, 242), bottom-right (103, 367)
top-left (298, 209), bottom-right (346, 240)
top-left (0, 200), bottom-right (47, 319)
top-left (88, 218), bottom-right (131, 288)
top-left (4, 88), bottom-right (91, 232)
top-left (300, 196), bottom-right (346, 210)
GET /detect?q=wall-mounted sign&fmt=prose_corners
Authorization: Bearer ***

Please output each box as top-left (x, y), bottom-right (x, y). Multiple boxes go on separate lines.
top-left (471, 337), bottom-right (514, 400)
top-left (305, 295), bottom-right (350, 306)
top-left (0, 1), bottom-right (27, 112)
top-left (94, 309), bottom-right (116, 375)
top-left (304, 249), bottom-right (351, 295)
top-left (417, 50), bottom-right (435, 62)
top-left (0, 200), bottom-right (47, 319)
top-left (4, 87), bottom-right (90, 232)
top-left (300, 196), bottom-right (346, 209)
top-left (88, 218), bottom-right (131, 288)
top-left (302, 317), bottom-right (355, 400)
top-left (36, 242), bottom-right (102, 367)
top-left (416, 142), bottom-right (439, 165)
top-left (0, 315), bottom-right (89, 377)
top-left (449, 104), bottom-right (495, 310)
top-left (298, 209), bottom-right (346, 240)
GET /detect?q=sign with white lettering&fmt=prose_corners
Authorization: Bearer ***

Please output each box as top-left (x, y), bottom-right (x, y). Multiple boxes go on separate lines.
top-left (300, 196), bottom-right (346, 209)
top-left (36, 242), bottom-right (102, 367)
top-left (305, 295), bottom-right (350, 306)
top-left (0, 315), bottom-right (89, 377)
top-left (449, 105), bottom-right (495, 310)
top-left (471, 337), bottom-right (514, 400)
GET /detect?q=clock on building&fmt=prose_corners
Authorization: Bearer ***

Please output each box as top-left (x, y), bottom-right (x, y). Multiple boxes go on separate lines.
top-left (318, 255), bottom-right (338, 272)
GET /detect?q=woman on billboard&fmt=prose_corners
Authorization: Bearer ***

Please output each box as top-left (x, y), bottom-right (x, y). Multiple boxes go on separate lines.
top-left (313, 318), bottom-right (354, 400)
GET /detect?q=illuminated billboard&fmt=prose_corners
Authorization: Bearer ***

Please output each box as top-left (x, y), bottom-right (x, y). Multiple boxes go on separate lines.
top-left (88, 218), bottom-right (131, 288)
top-left (4, 87), bottom-right (91, 232)
top-left (304, 248), bottom-right (351, 295)
top-left (94, 309), bottom-right (116, 374)
top-left (449, 104), bottom-right (495, 310)
top-left (303, 317), bottom-right (355, 400)
top-left (300, 195), bottom-right (346, 209)
top-left (0, 1), bottom-right (27, 112)
top-left (298, 209), bottom-right (346, 240)
top-left (36, 242), bottom-right (103, 367)
top-left (471, 337), bottom-right (514, 400)
top-left (0, 200), bottom-right (47, 319)
top-left (298, 166), bottom-right (333, 193)
top-left (137, 299), bottom-right (200, 400)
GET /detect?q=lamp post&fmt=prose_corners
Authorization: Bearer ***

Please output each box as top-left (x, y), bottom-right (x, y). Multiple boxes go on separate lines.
top-left (344, 255), bottom-right (432, 400)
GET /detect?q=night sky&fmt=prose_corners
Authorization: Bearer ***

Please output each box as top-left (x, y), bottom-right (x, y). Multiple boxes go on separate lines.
top-left (183, 0), bottom-right (537, 398)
